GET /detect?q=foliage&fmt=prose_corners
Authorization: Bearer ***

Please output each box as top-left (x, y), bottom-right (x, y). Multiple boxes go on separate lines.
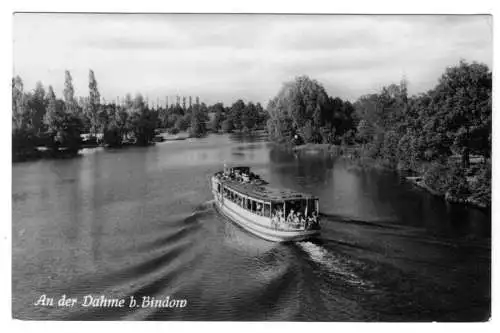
top-left (12, 60), bottom-right (491, 208)
top-left (221, 119), bottom-right (234, 133)
top-left (263, 62), bottom-right (490, 206)
top-left (88, 69), bottom-right (100, 135)
top-left (128, 94), bottom-right (157, 146)
top-left (175, 114), bottom-right (190, 132)
top-left (210, 103), bottom-right (224, 132)
top-left (266, 75), bottom-right (355, 144)
top-left (469, 161), bottom-right (491, 206)
top-left (189, 104), bottom-right (207, 137)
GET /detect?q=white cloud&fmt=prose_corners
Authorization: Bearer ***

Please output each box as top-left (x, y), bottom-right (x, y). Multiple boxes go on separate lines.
top-left (13, 14), bottom-right (492, 105)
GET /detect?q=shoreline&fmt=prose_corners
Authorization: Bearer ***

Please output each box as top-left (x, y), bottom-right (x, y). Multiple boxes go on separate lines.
top-left (13, 131), bottom-right (194, 163)
top-left (290, 142), bottom-right (490, 212)
top-left (405, 176), bottom-right (490, 211)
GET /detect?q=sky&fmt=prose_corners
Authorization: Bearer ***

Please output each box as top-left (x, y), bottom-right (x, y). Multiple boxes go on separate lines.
top-left (13, 13), bottom-right (492, 106)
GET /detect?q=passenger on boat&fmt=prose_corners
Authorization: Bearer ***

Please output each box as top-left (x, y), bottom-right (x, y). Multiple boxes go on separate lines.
top-left (271, 212), bottom-right (278, 229)
top-left (296, 212), bottom-right (304, 227)
top-left (287, 209), bottom-right (295, 224)
top-left (256, 203), bottom-right (262, 215)
top-left (273, 209), bottom-right (282, 224)
top-left (307, 212), bottom-right (318, 228)
top-left (242, 173), bottom-right (250, 183)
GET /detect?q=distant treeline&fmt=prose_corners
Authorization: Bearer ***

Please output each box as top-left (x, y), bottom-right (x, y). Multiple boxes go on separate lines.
top-left (266, 60), bottom-right (491, 208)
top-left (12, 70), bottom-right (268, 162)
top-left (160, 99), bottom-right (268, 135)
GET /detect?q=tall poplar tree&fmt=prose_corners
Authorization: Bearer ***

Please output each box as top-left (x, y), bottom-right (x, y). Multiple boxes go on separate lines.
top-left (88, 69), bottom-right (100, 135)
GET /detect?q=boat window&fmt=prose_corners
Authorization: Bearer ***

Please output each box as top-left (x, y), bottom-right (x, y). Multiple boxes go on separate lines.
top-left (217, 183), bottom-right (221, 193)
top-left (264, 203), bottom-right (270, 217)
top-left (255, 201), bottom-right (263, 216)
top-left (271, 202), bottom-right (285, 218)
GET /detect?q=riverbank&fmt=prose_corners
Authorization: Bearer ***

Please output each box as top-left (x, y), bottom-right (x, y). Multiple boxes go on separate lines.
top-left (161, 131), bottom-right (190, 141)
top-left (405, 176), bottom-right (490, 211)
top-left (291, 142), bottom-right (491, 211)
top-left (12, 147), bottom-right (80, 163)
top-left (13, 131), bottom-right (198, 163)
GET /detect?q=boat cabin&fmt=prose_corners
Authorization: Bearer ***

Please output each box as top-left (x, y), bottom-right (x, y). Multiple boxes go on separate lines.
top-left (215, 167), bottom-right (319, 230)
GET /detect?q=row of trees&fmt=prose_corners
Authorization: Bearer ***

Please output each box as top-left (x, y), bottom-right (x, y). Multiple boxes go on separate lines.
top-left (266, 60), bottom-right (491, 206)
top-left (353, 60), bottom-right (491, 206)
top-left (156, 98), bottom-right (268, 135)
top-left (208, 100), bottom-right (268, 133)
top-left (12, 70), bottom-right (162, 161)
top-left (12, 69), bottom-right (270, 161)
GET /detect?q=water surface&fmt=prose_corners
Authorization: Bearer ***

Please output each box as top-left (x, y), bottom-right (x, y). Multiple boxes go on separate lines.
top-left (12, 132), bottom-right (490, 321)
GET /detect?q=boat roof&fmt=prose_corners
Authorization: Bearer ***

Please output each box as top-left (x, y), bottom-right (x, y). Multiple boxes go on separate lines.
top-left (222, 178), bottom-right (317, 202)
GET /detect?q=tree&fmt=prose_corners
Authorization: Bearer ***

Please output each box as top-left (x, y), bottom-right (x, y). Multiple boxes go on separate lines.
top-left (127, 93), bottom-right (156, 145)
top-left (43, 85), bottom-right (82, 153)
top-left (189, 104), bottom-right (207, 137)
top-left (229, 99), bottom-right (245, 131)
top-left (175, 114), bottom-right (190, 132)
top-left (266, 75), bottom-right (331, 143)
top-left (28, 81), bottom-right (47, 134)
top-left (43, 86), bottom-right (60, 134)
top-left (209, 103), bottom-right (224, 132)
top-left (64, 70), bottom-right (75, 105)
top-left (356, 120), bottom-right (374, 144)
top-left (12, 75), bottom-right (38, 158)
top-left (255, 102), bottom-right (267, 128)
top-left (124, 93), bottom-right (133, 109)
top-left (221, 119), bottom-right (234, 133)
top-left (88, 69), bottom-right (100, 135)
top-left (241, 102), bottom-right (258, 131)
top-left (429, 60), bottom-right (492, 167)
top-left (12, 76), bottom-right (29, 131)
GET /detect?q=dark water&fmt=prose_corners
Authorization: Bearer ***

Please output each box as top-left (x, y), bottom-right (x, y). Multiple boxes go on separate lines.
top-left (12, 132), bottom-right (491, 321)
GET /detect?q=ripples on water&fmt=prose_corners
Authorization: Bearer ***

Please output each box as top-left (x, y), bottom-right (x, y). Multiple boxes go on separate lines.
top-left (12, 133), bottom-right (490, 321)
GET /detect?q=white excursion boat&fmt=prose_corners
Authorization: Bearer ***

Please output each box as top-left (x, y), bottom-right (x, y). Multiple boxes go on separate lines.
top-left (211, 165), bottom-right (320, 242)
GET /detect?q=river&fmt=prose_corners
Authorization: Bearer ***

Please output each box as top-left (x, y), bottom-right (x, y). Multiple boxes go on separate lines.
top-left (12, 132), bottom-right (491, 321)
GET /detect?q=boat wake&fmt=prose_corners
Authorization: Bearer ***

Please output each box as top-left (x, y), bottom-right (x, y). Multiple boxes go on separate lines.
top-left (192, 200), bottom-right (215, 213)
top-left (298, 241), bottom-right (372, 289)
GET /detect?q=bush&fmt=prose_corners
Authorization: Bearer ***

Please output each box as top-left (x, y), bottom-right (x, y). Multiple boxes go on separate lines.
top-left (469, 161), bottom-right (491, 206)
top-left (446, 162), bottom-right (470, 198)
top-left (103, 125), bottom-right (122, 147)
top-left (423, 160), bottom-right (470, 198)
top-left (221, 119), bottom-right (233, 133)
top-left (167, 127), bottom-right (180, 135)
top-left (423, 162), bottom-right (450, 194)
top-left (174, 115), bottom-right (190, 132)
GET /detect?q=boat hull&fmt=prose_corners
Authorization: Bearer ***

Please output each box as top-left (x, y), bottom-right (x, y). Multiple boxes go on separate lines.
top-left (211, 177), bottom-right (320, 242)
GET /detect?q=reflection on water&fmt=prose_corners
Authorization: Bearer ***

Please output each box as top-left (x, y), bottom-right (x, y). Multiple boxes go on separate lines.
top-left (12, 131), bottom-right (490, 321)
